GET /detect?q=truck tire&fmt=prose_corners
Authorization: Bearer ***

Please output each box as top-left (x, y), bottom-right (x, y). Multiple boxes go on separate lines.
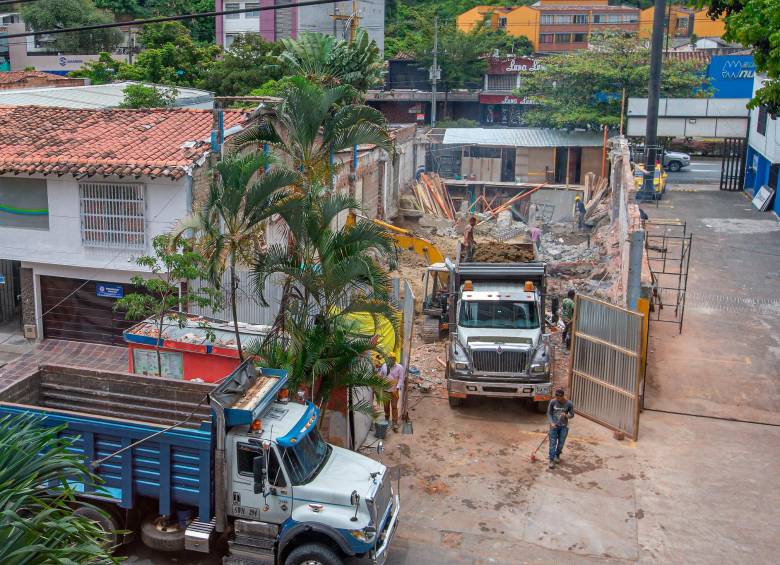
top-left (140, 515), bottom-right (185, 553)
top-left (285, 542), bottom-right (343, 565)
top-left (535, 400), bottom-right (549, 414)
top-left (421, 315), bottom-right (440, 343)
top-left (73, 504), bottom-right (119, 549)
top-left (667, 160), bottom-right (682, 172)
top-left (448, 396), bottom-right (464, 408)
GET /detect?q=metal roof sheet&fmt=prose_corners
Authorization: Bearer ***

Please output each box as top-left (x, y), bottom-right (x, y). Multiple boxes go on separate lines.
top-left (0, 81), bottom-right (214, 109)
top-left (442, 127), bottom-right (603, 147)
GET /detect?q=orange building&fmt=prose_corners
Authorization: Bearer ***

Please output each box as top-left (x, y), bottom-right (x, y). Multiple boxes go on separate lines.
top-left (639, 6), bottom-right (695, 40)
top-left (456, 5), bottom-right (514, 33)
top-left (459, 0), bottom-right (642, 53)
top-left (692, 8), bottom-right (726, 38)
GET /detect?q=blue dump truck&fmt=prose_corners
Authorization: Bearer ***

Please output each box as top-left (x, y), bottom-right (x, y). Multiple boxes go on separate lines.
top-left (0, 362), bottom-right (399, 564)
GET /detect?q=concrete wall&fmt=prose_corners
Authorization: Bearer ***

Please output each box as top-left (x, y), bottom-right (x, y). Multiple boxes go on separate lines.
top-left (530, 188), bottom-right (580, 222)
top-left (748, 75), bottom-right (780, 164)
top-left (0, 174), bottom-right (189, 272)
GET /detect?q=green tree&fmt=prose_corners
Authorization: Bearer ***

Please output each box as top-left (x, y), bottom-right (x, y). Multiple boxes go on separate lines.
top-left (96, 0), bottom-right (216, 43)
top-left (0, 414), bottom-right (120, 563)
top-left (68, 52), bottom-right (125, 85)
top-left (252, 186), bottom-right (398, 415)
top-left (119, 83), bottom-right (178, 108)
top-left (704, 0), bottom-right (780, 114)
top-left (20, 0), bottom-right (122, 54)
top-left (279, 30), bottom-right (384, 93)
top-left (172, 154), bottom-right (300, 361)
top-left (201, 34), bottom-right (282, 97)
top-left (234, 77), bottom-right (394, 188)
top-left (120, 22), bottom-right (220, 86)
top-left (514, 32), bottom-right (708, 129)
top-left (114, 234), bottom-right (219, 376)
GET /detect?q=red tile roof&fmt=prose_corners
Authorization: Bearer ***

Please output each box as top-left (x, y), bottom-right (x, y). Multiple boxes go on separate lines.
top-left (665, 51), bottom-right (712, 64)
top-left (0, 71), bottom-right (74, 85)
top-left (0, 106), bottom-right (248, 180)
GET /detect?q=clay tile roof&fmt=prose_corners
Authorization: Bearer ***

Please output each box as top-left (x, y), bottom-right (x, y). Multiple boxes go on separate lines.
top-left (665, 51), bottom-right (712, 64)
top-left (0, 71), bottom-right (73, 85)
top-left (0, 106), bottom-right (249, 180)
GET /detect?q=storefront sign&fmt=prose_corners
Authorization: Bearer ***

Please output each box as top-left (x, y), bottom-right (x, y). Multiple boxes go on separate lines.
top-left (479, 94), bottom-right (534, 105)
top-left (96, 283), bottom-right (124, 299)
top-left (488, 57), bottom-right (541, 75)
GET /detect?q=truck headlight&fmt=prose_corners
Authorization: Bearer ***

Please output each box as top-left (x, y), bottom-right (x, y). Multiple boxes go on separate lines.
top-left (450, 362), bottom-right (469, 371)
top-left (530, 362), bottom-right (549, 374)
top-left (350, 527), bottom-right (377, 542)
top-left (530, 346), bottom-right (550, 374)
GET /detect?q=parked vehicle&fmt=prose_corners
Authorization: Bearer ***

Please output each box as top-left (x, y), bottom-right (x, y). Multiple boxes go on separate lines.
top-left (662, 150), bottom-right (691, 172)
top-left (0, 362), bottom-right (399, 565)
top-left (444, 242), bottom-right (552, 411)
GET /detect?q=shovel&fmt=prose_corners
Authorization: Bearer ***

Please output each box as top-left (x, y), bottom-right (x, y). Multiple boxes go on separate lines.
top-left (529, 433), bottom-right (548, 463)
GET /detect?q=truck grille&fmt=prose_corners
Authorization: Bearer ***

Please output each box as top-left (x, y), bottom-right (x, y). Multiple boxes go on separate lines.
top-left (472, 350), bottom-right (528, 373)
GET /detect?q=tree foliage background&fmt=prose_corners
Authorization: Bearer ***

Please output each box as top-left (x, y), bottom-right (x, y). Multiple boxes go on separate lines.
top-left (514, 33), bottom-right (709, 129)
top-left (20, 0), bottom-right (122, 54)
top-left (703, 0), bottom-right (780, 115)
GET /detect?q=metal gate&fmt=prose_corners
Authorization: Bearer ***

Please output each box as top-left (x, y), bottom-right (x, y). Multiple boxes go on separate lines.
top-left (720, 137), bottom-right (747, 191)
top-left (569, 296), bottom-right (643, 440)
top-left (0, 260), bottom-right (19, 322)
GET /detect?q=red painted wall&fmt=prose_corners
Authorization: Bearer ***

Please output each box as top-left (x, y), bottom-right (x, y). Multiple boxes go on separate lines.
top-left (128, 343), bottom-right (241, 383)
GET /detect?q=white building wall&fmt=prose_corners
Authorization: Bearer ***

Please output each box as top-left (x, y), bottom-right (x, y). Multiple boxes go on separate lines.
top-left (0, 174), bottom-right (189, 272)
top-left (748, 75), bottom-right (780, 163)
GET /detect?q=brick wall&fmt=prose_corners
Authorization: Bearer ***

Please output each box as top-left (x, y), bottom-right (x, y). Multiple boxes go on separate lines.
top-left (20, 267), bottom-right (35, 332)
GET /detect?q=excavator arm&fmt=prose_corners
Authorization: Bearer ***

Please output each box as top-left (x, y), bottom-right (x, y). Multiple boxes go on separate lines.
top-left (346, 211), bottom-right (445, 265)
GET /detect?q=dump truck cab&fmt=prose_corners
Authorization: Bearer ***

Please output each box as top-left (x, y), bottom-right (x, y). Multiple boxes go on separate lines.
top-left (212, 363), bottom-right (400, 565)
top-left (445, 257), bottom-right (552, 410)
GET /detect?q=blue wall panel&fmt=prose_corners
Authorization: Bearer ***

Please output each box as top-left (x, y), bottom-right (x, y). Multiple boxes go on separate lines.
top-left (708, 56), bottom-right (756, 99)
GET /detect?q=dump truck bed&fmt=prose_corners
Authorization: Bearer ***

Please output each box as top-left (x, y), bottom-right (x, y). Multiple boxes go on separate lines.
top-left (0, 364), bottom-right (215, 520)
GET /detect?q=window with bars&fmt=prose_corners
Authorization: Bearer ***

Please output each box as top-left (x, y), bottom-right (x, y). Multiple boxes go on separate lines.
top-left (574, 14), bottom-right (588, 24)
top-left (486, 74), bottom-right (517, 91)
top-left (79, 183), bottom-right (146, 249)
top-left (245, 2), bottom-right (260, 17)
top-left (225, 3), bottom-right (240, 19)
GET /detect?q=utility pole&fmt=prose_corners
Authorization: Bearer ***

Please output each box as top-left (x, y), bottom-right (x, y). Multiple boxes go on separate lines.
top-left (430, 14), bottom-right (439, 127)
top-left (643, 0), bottom-right (667, 195)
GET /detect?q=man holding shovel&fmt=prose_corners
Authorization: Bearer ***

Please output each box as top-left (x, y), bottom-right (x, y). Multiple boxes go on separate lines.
top-left (547, 388), bottom-right (574, 469)
top-left (379, 354), bottom-right (405, 433)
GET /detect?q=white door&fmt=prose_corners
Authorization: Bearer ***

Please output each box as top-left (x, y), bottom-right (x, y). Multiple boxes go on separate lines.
top-left (229, 439), bottom-right (293, 525)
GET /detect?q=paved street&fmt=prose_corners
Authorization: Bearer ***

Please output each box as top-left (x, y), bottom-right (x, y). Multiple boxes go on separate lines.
top-left (664, 157), bottom-right (722, 185)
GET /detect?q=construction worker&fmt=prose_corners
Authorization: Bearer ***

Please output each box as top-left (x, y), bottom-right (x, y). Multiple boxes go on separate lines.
top-left (547, 388), bottom-right (575, 469)
top-left (561, 289), bottom-right (575, 350)
top-left (575, 195), bottom-right (586, 230)
top-left (464, 216), bottom-right (477, 260)
top-left (379, 353), bottom-right (405, 433)
top-left (529, 225), bottom-right (542, 252)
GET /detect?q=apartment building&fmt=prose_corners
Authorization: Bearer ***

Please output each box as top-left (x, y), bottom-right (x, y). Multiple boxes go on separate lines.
top-left (215, 0), bottom-right (385, 53)
top-left (459, 0), bottom-right (641, 53)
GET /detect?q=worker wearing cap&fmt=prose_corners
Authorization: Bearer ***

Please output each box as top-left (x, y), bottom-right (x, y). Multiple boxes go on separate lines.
top-left (561, 289), bottom-right (575, 350)
top-left (379, 353), bottom-right (405, 432)
top-left (463, 217), bottom-right (477, 260)
top-left (575, 195), bottom-right (586, 230)
top-left (547, 388), bottom-right (574, 469)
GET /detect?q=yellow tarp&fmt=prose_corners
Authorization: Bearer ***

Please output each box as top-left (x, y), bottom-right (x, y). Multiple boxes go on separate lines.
top-left (341, 311), bottom-right (402, 367)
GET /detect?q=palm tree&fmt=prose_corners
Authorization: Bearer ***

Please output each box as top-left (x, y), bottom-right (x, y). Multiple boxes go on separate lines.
top-left (233, 77), bottom-right (394, 189)
top-left (173, 153), bottom-right (299, 360)
top-left (0, 414), bottom-right (119, 564)
top-left (252, 184), bottom-right (399, 412)
top-left (278, 30), bottom-right (384, 93)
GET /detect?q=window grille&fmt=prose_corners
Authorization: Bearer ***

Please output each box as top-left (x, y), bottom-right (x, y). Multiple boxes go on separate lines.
top-left (79, 182), bottom-right (146, 249)
top-left (486, 74), bottom-right (517, 91)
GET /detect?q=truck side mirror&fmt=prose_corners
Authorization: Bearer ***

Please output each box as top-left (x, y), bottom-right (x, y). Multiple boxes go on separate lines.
top-left (252, 455), bottom-right (266, 495)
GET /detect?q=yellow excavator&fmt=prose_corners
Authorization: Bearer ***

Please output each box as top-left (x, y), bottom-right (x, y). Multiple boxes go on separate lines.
top-left (346, 211), bottom-right (449, 343)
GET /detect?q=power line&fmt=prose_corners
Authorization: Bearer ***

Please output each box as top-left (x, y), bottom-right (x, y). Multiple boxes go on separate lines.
top-left (1, 0), bottom-right (344, 40)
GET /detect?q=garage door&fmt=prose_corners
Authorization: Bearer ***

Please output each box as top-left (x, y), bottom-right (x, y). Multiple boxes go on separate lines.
top-left (40, 276), bottom-right (139, 346)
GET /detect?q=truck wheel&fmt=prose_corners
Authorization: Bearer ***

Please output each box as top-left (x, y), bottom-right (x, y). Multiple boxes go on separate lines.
top-left (421, 316), bottom-right (439, 343)
top-left (73, 504), bottom-right (119, 549)
top-left (285, 542), bottom-right (343, 565)
top-left (667, 161), bottom-right (682, 172)
top-left (535, 400), bottom-right (549, 414)
top-left (448, 396), bottom-right (464, 408)
top-left (140, 515), bottom-right (185, 553)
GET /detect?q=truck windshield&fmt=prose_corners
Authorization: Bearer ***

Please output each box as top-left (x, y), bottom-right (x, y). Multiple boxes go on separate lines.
top-left (459, 300), bottom-right (539, 329)
top-left (280, 428), bottom-right (331, 485)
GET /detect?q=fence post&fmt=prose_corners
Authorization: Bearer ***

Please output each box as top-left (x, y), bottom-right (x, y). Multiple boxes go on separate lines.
top-left (627, 230), bottom-right (645, 310)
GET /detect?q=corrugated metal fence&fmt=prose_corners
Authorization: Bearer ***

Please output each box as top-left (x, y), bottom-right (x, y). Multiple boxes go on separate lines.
top-left (569, 295), bottom-right (643, 440)
top-left (189, 270), bottom-right (283, 326)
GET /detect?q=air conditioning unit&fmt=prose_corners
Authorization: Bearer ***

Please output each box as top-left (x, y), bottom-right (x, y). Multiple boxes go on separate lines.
top-left (23, 324), bottom-right (37, 340)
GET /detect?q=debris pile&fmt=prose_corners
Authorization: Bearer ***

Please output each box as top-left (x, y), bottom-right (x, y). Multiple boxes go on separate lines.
top-left (410, 173), bottom-right (457, 219)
